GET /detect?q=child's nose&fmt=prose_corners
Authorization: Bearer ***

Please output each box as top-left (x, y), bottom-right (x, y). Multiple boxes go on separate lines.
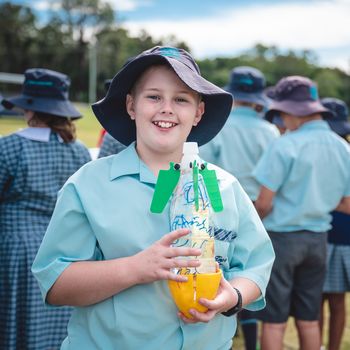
top-left (160, 99), bottom-right (174, 114)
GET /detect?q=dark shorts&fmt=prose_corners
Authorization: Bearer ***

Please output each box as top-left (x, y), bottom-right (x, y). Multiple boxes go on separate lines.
top-left (256, 230), bottom-right (327, 323)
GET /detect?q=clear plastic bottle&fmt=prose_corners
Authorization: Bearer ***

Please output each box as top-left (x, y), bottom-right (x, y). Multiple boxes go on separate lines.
top-left (170, 142), bottom-right (216, 274)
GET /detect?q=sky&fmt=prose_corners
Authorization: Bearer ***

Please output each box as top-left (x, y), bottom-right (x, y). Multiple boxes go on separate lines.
top-left (4, 0), bottom-right (350, 73)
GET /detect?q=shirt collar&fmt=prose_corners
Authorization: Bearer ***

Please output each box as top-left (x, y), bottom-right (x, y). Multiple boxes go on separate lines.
top-left (298, 120), bottom-right (331, 131)
top-left (15, 127), bottom-right (64, 142)
top-left (231, 106), bottom-right (262, 119)
top-left (109, 142), bottom-right (157, 184)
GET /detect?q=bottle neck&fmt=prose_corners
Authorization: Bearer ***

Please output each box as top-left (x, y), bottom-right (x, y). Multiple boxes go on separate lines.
top-left (180, 153), bottom-right (200, 170)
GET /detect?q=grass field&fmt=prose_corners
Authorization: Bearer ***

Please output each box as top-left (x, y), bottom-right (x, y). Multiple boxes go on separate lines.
top-left (1, 103), bottom-right (350, 349)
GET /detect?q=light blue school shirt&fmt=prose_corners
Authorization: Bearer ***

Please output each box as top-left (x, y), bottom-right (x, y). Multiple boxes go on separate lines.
top-left (253, 120), bottom-right (350, 233)
top-left (32, 143), bottom-right (275, 350)
top-left (200, 107), bottom-right (279, 201)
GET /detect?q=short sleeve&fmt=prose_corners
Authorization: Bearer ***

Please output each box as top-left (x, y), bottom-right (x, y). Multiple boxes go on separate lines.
top-left (32, 182), bottom-right (101, 302)
top-left (253, 140), bottom-right (291, 192)
top-left (224, 182), bottom-right (275, 311)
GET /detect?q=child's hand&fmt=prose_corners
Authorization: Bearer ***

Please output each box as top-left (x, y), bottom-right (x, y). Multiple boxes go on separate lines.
top-left (179, 276), bottom-right (238, 324)
top-left (131, 228), bottom-right (201, 284)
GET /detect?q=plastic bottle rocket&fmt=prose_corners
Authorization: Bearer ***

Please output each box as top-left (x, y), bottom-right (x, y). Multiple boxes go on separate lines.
top-left (170, 142), bottom-right (216, 274)
top-left (150, 142), bottom-right (223, 318)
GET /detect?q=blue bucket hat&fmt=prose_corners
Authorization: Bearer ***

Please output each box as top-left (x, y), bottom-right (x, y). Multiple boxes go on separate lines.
top-left (321, 97), bottom-right (350, 136)
top-left (224, 66), bottom-right (267, 107)
top-left (1, 68), bottom-right (81, 119)
top-left (92, 46), bottom-right (233, 146)
top-left (104, 79), bottom-right (112, 93)
top-left (265, 76), bottom-right (333, 121)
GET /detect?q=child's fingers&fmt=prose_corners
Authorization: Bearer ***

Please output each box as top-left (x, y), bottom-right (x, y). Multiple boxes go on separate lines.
top-left (167, 271), bottom-right (189, 282)
top-left (167, 258), bottom-right (201, 270)
top-left (160, 228), bottom-right (190, 246)
top-left (166, 246), bottom-right (201, 258)
top-left (198, 297), bottom-right (220, 309)
top-left (188, 308), bottom-right (216, 323)
top-left (178, 312), bottom-right (197, 324)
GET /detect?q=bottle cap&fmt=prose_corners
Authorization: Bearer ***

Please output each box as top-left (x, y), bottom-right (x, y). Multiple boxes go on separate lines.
top-left (183, 142), bottom-right (199, 155)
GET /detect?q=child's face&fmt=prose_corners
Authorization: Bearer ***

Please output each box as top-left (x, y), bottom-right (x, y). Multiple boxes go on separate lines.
top-left (280, 112), bottom-right (301, 131)
top-left (126, 65), bottom-right (204, 158)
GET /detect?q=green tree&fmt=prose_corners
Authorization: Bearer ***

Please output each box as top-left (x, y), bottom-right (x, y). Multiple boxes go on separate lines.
top-left (0, 2), bottom-right (37, 73)
top-left (51, 0), bottom-right (115, 100)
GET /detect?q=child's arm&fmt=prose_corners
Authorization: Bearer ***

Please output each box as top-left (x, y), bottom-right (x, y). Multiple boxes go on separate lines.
top-left (47, 228), bottom-right (201, 306)
top-left (335, 196), bottom-right (350, 215)
top-left (254, 186), bottom-right (275, 219)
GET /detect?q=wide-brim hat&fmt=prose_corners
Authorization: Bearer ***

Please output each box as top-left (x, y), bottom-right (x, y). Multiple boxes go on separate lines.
top-left (1, 68), bottom-right (81, 119)
top-left (225, 90), bottom-right (267, 107)
top-left (224, 66), bottom-right (268, 107)
top-left (265, 76), bottom-right (333, 121)
top-left (327, 120), bottom-right (350, 136)
top-left (92, 46), bottom-right (233, 146)
top-left (321, 97), bottom-right (350, 136)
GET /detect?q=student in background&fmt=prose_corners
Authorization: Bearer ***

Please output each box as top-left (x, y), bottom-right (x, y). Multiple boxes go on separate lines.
top-left (32, 46), bottom-right (275, 350)
top-left (320, 97), bottom-right (350, 350)
top-left (0, 68), bottom-right (91, 350)
top-left (200, 66), bottom-right (279, 202)
top-left (253, 76), bottom-right (350, 350)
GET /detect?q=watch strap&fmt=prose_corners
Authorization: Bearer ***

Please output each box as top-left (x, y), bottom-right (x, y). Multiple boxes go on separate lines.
top-left (221, 287), bottom-right (243, 317)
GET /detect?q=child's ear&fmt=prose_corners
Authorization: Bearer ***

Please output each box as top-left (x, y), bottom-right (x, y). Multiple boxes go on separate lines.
top-left (126, 94), bottom-right (136, 120)
top-left (193, 101), bottom-right (205, 126)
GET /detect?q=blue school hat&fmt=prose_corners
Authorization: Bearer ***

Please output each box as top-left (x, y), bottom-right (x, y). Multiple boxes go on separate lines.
top-left (224, 66), bottom-right (268, 107)
top-left (265, 76), bottom-right (333, 121)
top-left (321, 97), bottom-right (350, 137)
top-left (104, 79), bottom-right (112, 93)
top-left (1, 68), bottom-right (81, 119)
top-left (92, 46), bottom-right (233, 146)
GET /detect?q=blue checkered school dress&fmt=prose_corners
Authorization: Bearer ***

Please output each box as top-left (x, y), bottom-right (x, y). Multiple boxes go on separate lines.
top-left (323, 211), bottom-right (350, 292)
top-left (0, 131), bottom-right (91, 350)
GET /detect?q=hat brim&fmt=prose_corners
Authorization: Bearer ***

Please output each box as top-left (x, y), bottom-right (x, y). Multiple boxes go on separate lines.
top-left (92, 55), bottom-right (233, 146)
top-left (223, 88), bottom-right (267, 107)
top-left (265, 100), bottom-right (334, 121)
top-left (328, 120), bottom-right (350, 136)
top-left (1, 95), bottom-right (81, 119)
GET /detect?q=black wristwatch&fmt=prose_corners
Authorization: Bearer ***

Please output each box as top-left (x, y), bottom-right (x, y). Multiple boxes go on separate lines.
top-left (222, 287), bottom-right (243, 317)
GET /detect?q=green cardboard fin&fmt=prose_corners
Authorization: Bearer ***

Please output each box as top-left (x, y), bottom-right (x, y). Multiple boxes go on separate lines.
top-left (193, 160), bottom-right (199, 211)
top-left (200, 164), bottom-right (224, 212)
top-left (150, 162), bottom-right (181, 213)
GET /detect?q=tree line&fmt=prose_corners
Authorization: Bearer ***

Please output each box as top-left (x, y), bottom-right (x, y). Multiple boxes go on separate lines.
top-left (0, 0), bottom-right (349, 106)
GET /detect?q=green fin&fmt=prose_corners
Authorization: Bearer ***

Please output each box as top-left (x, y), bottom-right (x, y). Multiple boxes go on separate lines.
top-left (200, 164), bottom-right (224, 212)
top-left (150, 162), bottom-right (181, 213)
top-left (193, 160), bottom-right (199, 211)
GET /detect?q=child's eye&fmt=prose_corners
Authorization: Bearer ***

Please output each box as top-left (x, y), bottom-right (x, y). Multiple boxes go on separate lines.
top-left (176, 97), bottom-right (188, 103)
top-left (147, 95), bottom-right (160, 101)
